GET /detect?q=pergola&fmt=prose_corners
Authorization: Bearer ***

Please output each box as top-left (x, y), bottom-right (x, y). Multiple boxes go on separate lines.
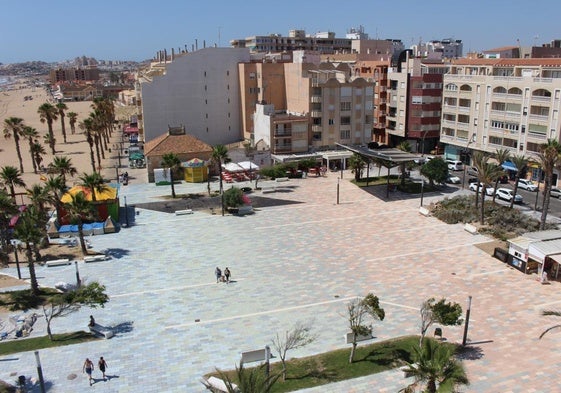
top-left (336, 143), bottom-right (422, 198)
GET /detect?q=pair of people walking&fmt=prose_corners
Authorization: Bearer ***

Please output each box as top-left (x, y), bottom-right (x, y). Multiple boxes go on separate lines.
top-left (83, 357), bottom-right (108, 385)
top-left (215, 267), bottom-right (231, 283)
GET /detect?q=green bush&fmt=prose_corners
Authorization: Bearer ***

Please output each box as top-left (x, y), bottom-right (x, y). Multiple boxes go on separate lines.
top-left (223, 187), bottom-right (244, 208)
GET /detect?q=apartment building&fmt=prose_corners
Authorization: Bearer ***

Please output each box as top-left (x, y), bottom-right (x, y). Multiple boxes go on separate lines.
top-left (138, 47), bottom-right (250, 145)
top-left (412, 39), bottom-right (463, 59)
top-left (230, 29), bottom-right (352, 54)
top-left (386, 57), bottom-right (448, 153)
top-left (50, 67), bottom-right (100, 83)
top-left (253, 104), bottom-right (309, 154)
top-left (439, 58), bottom-right (561, 184)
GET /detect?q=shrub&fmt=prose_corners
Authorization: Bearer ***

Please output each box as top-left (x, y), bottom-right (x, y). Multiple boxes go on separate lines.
top-left (223, 187), bottom-right (244, 208)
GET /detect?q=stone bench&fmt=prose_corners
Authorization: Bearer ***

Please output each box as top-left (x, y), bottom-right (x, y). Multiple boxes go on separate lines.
top-left (261, 186), bottom-right (276, 193)
top-left (46, 259), bottom-right (71, 267)
top-left (175, 209), bottom-right (194, 216)
top-left (234, 206), bottom-right (253, 216)
top-left (275, 177), bottom-right (289, 182)
top-left (84, 255), bottom-right (109, 263)
top-left (344, 332), bottom-right (373, 344)
top-left (201, 376), bottom-right (239, 393)
top-left (89, 324), bottom-right (114, 339)
top-left (464, 223), bottom-right (478, 234)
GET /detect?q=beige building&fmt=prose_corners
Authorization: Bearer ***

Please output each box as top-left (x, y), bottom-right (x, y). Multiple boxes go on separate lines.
top-left (253, 104), bottom-right (309, 154)
top-left (439, 58), bottom-right (561, 184)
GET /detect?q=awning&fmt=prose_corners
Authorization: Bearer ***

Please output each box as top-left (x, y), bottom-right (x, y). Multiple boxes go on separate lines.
top-left (502, 161), bottom-right (517, 171)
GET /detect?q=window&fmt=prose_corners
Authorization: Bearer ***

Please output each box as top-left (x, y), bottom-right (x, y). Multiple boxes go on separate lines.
top-left (340, 102), bottom-right (351, 111)
top-left (340, 130), bottom-right (350, 139)
top-left (340, 116), bottom-right (351, 125)
top-left (412, 96), bottom-right (422, 104)
top-left (312, 118), bottom-right (322, 125)
top-left (328, 118), bottom-right (334, 125)
top-left (400, 95), bottom-right (405, 102)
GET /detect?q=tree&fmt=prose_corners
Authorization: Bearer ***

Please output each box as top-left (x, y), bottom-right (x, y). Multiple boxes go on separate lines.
top-left (509, 155), bottom-right (528, 209)
top-left (401, 339), bottom-right (469, 393)
top-left (0, 165), bottom-right (26, 201)
top-left (161, 153), bottom-right (182, 199)
top-left (214, 362), bottom-right (280, 393)
top-left (26, 183), bottom-right (50, 214)
top-left (13, 206), bottom-right (45, 296)
top-left (79, 117), bottom-right (97, 173)
top-left (49, 155), bottom-right (77, 186)
top-left (211, 145), bottom-right (230, 216)
top-left (348, 153), bottom-right (366, 182)
top-left (0, 189), bottom-right (18, 255)
top-left (38, 102), bottom-right (58, 155)
top-left (223, 187), bottom-right (244, 209)
top-left (42, 281), bottom-right (109, 340)
top-left (397, 141), bottom-right (412, 186)
top-left (539, 310), bottom-right (561, 339)
top-left (473, 152), bottom-right (503, 224)
top-left (31, 139), bottom-right (46, 173)
top-left (537, 139), bottom-right (561, 230)
top-left (419, 298), bottom-right (463, 347)
top-left (271, 321), bottom-right (317, 381)
top-left (420, 157), bottom-right (448, 187)
top-left (21, 126), bottom-right (40, 173)
top-left (68, 111), bottom-right (78, 134)
top-left (345, 293), bottom-right (385, 363)
top-left (78, 172), bottom-right (109, 202)
top-left (63, 191), bottom-right (96, 256)
top-left (45, 175), bottom-right (67, 226)
top-left (56, 102), bottom-right (68, 143)
top-left (492, 148), bottom-right (511, 203)
top-left (3, 116), bottom-right (25, 173)
top-left (471, 151), bottom-right (489, 209)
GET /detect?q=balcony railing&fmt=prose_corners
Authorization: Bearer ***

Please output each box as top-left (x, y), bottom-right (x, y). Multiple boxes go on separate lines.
top-left (311, 96), bottom-right (322, 103)
top-left (311, 125), bottom-right (322, 132)
top-left (311, 111), bottom-right (322, 118)
top-left (274, 131), bottom-right (292, 137)
top-left (274, 144), bottom-right (292, 152)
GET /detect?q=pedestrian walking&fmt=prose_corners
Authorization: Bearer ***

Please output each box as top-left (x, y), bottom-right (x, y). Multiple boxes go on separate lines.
top-left (224, 267), bottom-right (231, 283)
top-left (83, 358), bottom-right (94, 386)
top-left (215, 267), bottom-right (222, 283)
top-left (98, 356), bottom-right (108, 380)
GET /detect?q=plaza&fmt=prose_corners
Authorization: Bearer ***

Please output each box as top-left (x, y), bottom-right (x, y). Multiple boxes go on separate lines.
top-left (1, 173), bottom-right (561, 392)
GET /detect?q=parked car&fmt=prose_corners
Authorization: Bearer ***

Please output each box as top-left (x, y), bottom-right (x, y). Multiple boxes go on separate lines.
top-left (496, 188), bottom-right (523, 203)
top-left (517, 179), bottom-right (538, 191)
top-left (469, 182), bottom-right (495, 196)
top-left (550, 187), bottom-right (561, 198)
top-left (467, 166), bottom-right (479, 177)
top-left (446, 160), bottom-right (464, 171)
top-left (445, 175), bottom-right (461, 184)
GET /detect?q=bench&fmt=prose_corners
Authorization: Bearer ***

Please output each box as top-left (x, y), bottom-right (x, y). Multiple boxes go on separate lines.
top-left (464, 223), bottom-right (478, 234)
top-left (344, 332), bottom-right (373, 344)
top-left (201, 376), bottom-right (239, 393)
top-left (89, 324), bottom-right (114, 339)
top-left (275, 177), bottom-right (289, 182)
top-left (261, 186), bottom-right (276, 193)
top-left (234, 206), bottom-right (253, 216)
top-left (84, 255), bottom-right (109, 263)
top-left (46, 259), bottom-right (71, 267)
top-left (419, 207), bottom-right (430, 216)
top-left (175, 209), bottom-right (193, 216)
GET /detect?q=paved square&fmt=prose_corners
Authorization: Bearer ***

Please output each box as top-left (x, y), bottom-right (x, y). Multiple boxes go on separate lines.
top-left (2, 175), bottom-right (561, 392)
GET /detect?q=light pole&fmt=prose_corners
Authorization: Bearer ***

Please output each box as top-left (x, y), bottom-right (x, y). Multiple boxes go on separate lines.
top-left (34, 351), bottom-right (46, 393)
top-left (124, 195), bottom-right (129, 227)
top-left (10, 239), bottom-right (21, 279)
top-left (74, 261), bottom-right (81, 288)
top-left (461, 134), bottom-right (477, 189)
top-left (462, 295), bottom-right (473, 346)
top-left (337, 178), bottom-right (340, 205)
top-left (420, 178), bottom-right (425, 207)
top-left (115, 164), bottom-right (119, 183)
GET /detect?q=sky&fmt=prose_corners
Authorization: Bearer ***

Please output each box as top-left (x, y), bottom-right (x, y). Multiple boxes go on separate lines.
top-left (1, 0), bottom-right (560, 64)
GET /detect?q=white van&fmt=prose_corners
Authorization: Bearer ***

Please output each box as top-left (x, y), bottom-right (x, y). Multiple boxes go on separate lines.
top-left (446, 160), bottom-right (464, 171)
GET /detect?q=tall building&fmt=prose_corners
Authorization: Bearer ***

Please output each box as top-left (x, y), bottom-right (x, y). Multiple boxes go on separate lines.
top-left (386, 56), bottom-right (448, 153)
top-left (138, 48), bottom-right (250, 146)
top-left (439, 58), bottom-right (561, 184)
top-left (412, 38), bottom-right (463, 59)
top-left (49, 67), bottom-right (100, 83)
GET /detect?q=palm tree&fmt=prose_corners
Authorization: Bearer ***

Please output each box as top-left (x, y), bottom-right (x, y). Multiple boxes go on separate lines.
top-left (38, 102), bottom-right (59, 155)
top-left (401, 339), bottom-right (469, 393)
top-left (0, 189), bottom-right (18, 252)
top-left (31, 140), bottom-right (47, 173)
top-left (0, 165), bottom-right (26, 202)
top-left (78, 172), bottom-right (109, 202)
top-left (477, 162), bottom-right (503, 224)
top-left (539, 310), bottom-right (561, 339)
top-left (215, 363), bottom-right (280, 393)
top-left (49, 156), bottom-right (77, 186)
top-left (27, 183), bottom-right (50, 213)
top-left (211, 145), bottom-right (230, 216)
top-left (348, 153), bottom-right (366, 183)
top-left (79, 118), bottom-right (97, 173)
top-left (56, 102), bottom-right (68, 143)
top-left (161, 153), bottom-right (182, 199)
top-left (3, 117), bottom-right (25, 173)
top-left (68, 111), bottom-right (78, 134)
top-left (492, 148), bottom-right (511, 202)
top-left (537, 139), bottom-right (561, 230)
top-left (63, 191), bottom-right (96, 256)
top-left (397, 141), bottom-right (412, 186)
top-left (509, 155), bottom-right (528, 209)
top-left (21, 126), bottom-right (40, 173)
top-left (44, 175), bottom-right (67, 226)
top-left (42, 133), bottom-right (56, 156)
top-left (13, 206), bottom-right (45, 296)
top-left (472, 151), bottom-right (489, 209)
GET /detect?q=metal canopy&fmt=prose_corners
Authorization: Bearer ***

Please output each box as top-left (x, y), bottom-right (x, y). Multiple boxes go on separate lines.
top-left (336, 143), bottom-right (421, 168)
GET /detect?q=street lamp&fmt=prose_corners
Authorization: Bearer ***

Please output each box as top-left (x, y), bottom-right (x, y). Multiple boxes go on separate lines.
top-left (10, 239), bottom-right (21, 279)
top-left (124, 195), bottom-right (129, 227)
top-left (74, 261), bottom-right (81, 288)
top-left (420, 178), bottom-right (425, 207)
top-left (461, 134), bottom-right (477, 189)
top-left (462, 295), bottom-right (473, 346)
top-left (34, 351), bottom-right (46, 393)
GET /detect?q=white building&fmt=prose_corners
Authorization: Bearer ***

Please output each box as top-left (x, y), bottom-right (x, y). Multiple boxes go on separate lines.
top-left (139, 47), bottom-right (251, 145)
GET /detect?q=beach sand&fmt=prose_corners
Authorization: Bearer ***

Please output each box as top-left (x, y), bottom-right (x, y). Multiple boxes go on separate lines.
top-left (0, 80), bottom-right (140, 289)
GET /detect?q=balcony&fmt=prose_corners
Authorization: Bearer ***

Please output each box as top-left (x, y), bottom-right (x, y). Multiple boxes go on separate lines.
top-left (311, 96), bottom-right (322, 103)
top-left (311, 111), bottom-right (322, 118)
top-left (274, 144), bottom-right (292, 152)
top-left (311, 125), bottom-right (322, 132)
top-left (274, 130), bottom-right (292, 138)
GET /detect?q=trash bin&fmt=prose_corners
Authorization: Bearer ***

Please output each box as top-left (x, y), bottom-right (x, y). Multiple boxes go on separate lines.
top-left (434, 327), bottom-right (442, 338)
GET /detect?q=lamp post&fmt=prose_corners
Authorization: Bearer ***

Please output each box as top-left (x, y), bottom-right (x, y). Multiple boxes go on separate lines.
top-left (115, 164), bottom-right (119, 184)
top-left (74, 261), bottom-right (81, 288)
top-left (34, 351), bottom-right (46, 393)
top-left (10, 239), bottom-right (21, 279)
top-left (337, 178), bottom-right (340, 205)
top-left (124, 195), bottom-right (129, 227)
top-left (462, 295), bottom-right (473, 346)
top-left (420, 178), bottom-right (425, 207)
top-left (461, 134), bottom-right (477, 189)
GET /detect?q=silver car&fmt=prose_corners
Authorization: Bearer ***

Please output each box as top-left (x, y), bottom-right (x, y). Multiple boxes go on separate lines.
top-left (496, 188), bottom-right (523, 204)
top-left (551, 187), bottom-right (561, 198)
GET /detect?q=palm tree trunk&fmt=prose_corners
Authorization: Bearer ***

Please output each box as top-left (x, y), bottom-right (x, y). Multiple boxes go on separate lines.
top-left (28, 139), bottom-right (37, 173)
top-left (510, 179), bottom-right (520, 209)
top-left (540, 176), bottom-right (552, 230)
top-left (94, 136), bottom-right (102, 170)
top-left (25, 244), bottom-right (39, 296)
top-left (60, 118), bottom-right (67, 143)
top-left (14, 135), bottom-right (24, 173)
top-left (492, 179), bottom-right (500, 203)
top-left (48, 122), bottom-right (56, 155)
top-left (480, 189), bottom-right (486, 224)
top-left (218, 164), bottom-right (225, 216)
top-left (170, 169), bottom-right (176, 198)
top-left (78, 225), bottom-right (88, 256)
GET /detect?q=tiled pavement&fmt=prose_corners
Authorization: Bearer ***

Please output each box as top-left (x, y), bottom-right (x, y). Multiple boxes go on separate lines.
top-left (2, 173), bottom-right (561, 392)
